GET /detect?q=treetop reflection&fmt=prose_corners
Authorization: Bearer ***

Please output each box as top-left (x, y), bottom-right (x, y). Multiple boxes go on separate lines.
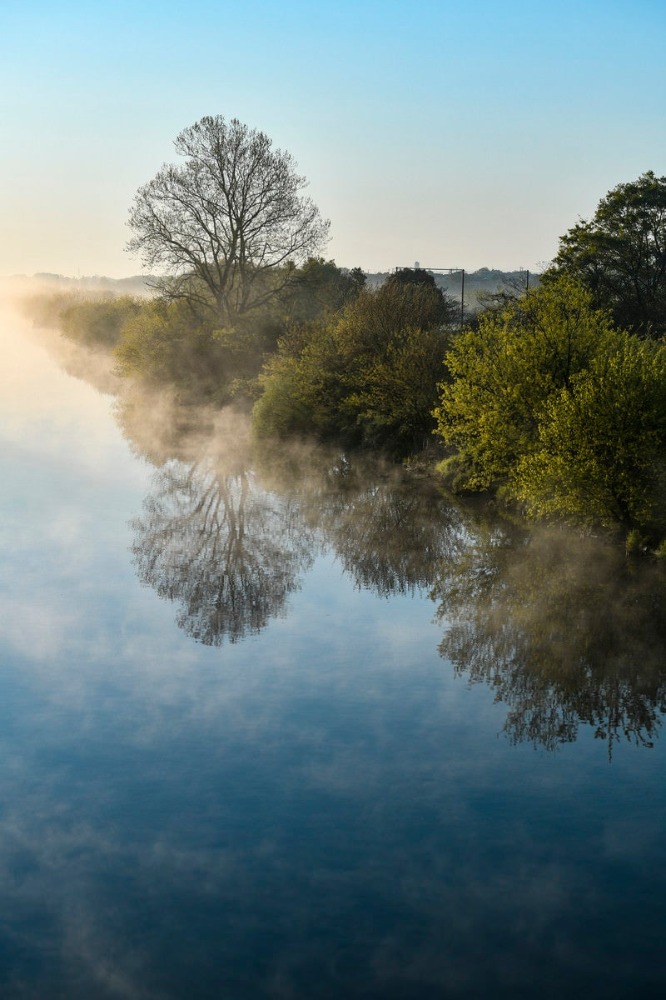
top-left (433, 523), bottom-right (666, 755)
top-left (131, 457), bottom-right (314, 645)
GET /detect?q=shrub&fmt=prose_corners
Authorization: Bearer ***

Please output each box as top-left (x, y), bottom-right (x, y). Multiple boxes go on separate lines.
top-left (60, 295), bottom-right (143, 348)
top-left (254, 281), bottom-right (455, 455)
top-left (433, 278), bottom-right (615, 490)
top-left (514, 335), bottom-right (666, 539)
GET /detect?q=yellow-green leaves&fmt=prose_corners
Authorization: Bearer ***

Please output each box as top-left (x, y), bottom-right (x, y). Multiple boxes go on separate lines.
top-left (434, 276), bottom-right (666, 542)
top-left (514, 337), bottom-right (666, 533)
top-left (434, 278), bottom-right (614, 490)
top-left (254, 281), bottom-right (455, 456)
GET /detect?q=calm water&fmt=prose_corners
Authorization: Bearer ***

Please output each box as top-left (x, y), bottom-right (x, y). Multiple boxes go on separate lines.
top-left (1, 304), bottom-right (666, 999)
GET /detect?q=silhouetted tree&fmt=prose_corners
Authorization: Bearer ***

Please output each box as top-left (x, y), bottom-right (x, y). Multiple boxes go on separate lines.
top-left (547, 171), bottom-right (666, 337)
top-left (385, 267), bottom-right (438, 289)
top-left (127, 116), bottom-right (330, 326)
top-left (280, 258), bottom-right (366, 324)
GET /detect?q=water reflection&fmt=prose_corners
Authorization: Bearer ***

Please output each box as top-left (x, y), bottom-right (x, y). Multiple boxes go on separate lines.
top-left (258, 448), bottom-right (466, 596)
top-left (125, 392), bottom-right (666, 753)
top-left (323, 477), bottom-right (461, 595)
top-left (131, 442), bottom-right (465, 644)
top-left (6, 307), bottom-right (666, 996)
top-left (132, 457), bottom-right (314, 645)
top-left (433, 522), bottom-right (666, 754)
top-left (25, 328), bottom-right (666, 753)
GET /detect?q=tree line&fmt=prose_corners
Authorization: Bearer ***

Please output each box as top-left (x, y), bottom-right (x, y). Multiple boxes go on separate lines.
top-left (22, 115), bottom-right (666, 549)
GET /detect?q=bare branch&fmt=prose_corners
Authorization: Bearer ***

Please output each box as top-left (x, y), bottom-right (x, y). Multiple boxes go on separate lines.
top-left (127, 115), bottom-right (330, 324)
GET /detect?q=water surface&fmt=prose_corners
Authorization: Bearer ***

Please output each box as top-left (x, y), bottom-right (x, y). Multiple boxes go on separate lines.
top-left (1, 305), bottom-right (665, 999)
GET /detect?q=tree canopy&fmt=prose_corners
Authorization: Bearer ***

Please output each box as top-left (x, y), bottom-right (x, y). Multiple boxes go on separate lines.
top-left (514, 336), bottom-right (666, 535)
top-left (547, 171), bottom-right (666, 337)
top-left (385, 267), bottom-right (439, 289)
top-left (254, 279), bottom-right (458, 455)
top-left (127, 115), bottom-right (330, 325)
top-left (434, 274), bottom-right (666, 544)
top-left (280, 258), bottom-right (366, 324)
top-left (433, 277), bottom-right (615, 491)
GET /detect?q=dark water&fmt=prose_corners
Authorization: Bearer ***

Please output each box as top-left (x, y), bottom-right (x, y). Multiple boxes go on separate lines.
top-left (1, 307), bottom-right (666, 999)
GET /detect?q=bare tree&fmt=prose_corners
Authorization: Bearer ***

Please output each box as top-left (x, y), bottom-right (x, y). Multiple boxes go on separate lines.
top-left (127, 116), bottom-right (330, 325)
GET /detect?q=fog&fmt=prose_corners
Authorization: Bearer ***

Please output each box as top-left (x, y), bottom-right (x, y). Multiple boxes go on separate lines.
top-left (3, 282), bottom-right (666, 755)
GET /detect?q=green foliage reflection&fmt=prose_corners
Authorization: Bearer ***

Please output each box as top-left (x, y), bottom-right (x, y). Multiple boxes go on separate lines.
top-left (433, 523), bottom-right (666, 755)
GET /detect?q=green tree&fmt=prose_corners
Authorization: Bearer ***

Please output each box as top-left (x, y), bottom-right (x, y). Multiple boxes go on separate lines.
top-left (514, 334), bottom-right (666, 539)
top-left (280, 257), bottom-right (366, 324)
top-left (254, 280), bottom-right (456, 455)
top-left (433, 277), bottom-right (615, 490)
top-left (115, 298), bottom-right (255, 405)
top-left (127, 115), bottom-right (330, 326)
top-left (60, 295), bottom-right (143, 348)
top-left (384, 267), bottom-right (439, 289)
top-left (547, 171), bottom-right (666, 337)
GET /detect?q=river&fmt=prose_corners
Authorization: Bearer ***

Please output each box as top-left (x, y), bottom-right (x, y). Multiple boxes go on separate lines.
top-left (1, 302), bottom-right (665, 999)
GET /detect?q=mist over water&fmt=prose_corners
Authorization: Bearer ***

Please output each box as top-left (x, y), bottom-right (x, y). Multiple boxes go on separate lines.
top-left (2, 296), bottom-right (666, 998)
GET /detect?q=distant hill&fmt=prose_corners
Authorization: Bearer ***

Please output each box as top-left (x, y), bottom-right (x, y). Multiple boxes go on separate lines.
top-left (1, 273), bottom-right (155, 296)
top-left (364, 267), bottom-right (539, 312)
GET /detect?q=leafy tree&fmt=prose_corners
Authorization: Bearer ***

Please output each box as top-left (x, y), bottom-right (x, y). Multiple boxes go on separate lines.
top-left (59, 295), bottom-right (143, 348)
top-left (547, 171), bottom-right (666, 337)
top-left (514, 334), bottom-right (666, 538)
top-left (127, 115), bottom-right (330, 326)
top-left (384, 267), bottom-right (439, 289)
top-left (281, 257), bottom-right (366, 324)
top-left (114, 298), bottom-right (252, 404)
top-left (433, 277), bottom-right (615, 490)
top-left (254, 280), bottom-right (457, 455)
top-left (328, 275), bottom-right (456, 358)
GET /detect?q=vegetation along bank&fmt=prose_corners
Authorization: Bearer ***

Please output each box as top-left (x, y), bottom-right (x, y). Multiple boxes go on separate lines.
top-left (18, 116), bottom-right (666, 550)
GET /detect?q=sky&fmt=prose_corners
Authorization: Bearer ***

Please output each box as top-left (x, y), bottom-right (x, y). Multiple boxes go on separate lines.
top-left (1, 0), bottom-right (665, 277)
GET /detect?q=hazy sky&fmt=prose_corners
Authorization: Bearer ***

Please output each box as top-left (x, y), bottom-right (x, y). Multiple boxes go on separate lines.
top-left (2, 0), bottom-right (665, 277)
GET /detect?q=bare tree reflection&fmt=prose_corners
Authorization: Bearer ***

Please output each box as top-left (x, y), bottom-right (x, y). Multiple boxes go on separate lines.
top-left (132, 458), bottom-right (315, 645)
top-left (433, 524), bottom-right (666, 755)
top-left (133, 440), bottom-right (470, 650)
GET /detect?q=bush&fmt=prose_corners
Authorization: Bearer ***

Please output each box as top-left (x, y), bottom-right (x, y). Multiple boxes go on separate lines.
top-left (253, 281), bottom-right (456, 455)
top-left (115, 299), bottom-right (244, 404)
top-left (57, 295), bottom-right (142, 348)
top-left (514, 335), bottom-right (666, 538)
top-left (433, 277), bottom-right (615, 490)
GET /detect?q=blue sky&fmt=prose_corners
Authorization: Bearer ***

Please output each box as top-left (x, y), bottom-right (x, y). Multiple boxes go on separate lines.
top-left (1, 0), bottom-right (665, 276)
